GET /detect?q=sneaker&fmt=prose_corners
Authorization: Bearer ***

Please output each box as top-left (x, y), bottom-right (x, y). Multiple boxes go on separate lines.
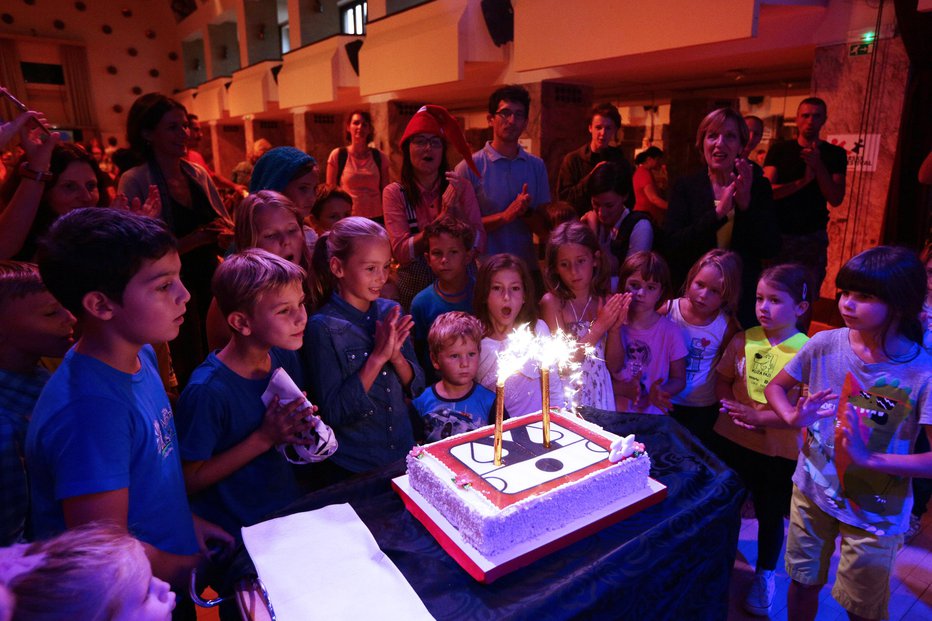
top-left (744, 569), bottom-right (776, 616)
top-left (905, 514), bottom-right (922, 543)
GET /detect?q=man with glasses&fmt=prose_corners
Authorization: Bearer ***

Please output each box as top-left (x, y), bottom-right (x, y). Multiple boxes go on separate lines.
top-left (556, 102), bottom-right (634, 217)
top-left (455, 85), bottom-right (550, 293)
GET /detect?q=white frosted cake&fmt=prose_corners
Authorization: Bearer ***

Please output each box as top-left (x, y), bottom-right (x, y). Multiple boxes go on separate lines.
top-left (405, 412), bottom-right (651, 557)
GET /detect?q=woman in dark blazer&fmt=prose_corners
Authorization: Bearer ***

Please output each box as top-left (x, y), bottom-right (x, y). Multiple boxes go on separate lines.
top-left (664, 107), bottom-right (780, 327)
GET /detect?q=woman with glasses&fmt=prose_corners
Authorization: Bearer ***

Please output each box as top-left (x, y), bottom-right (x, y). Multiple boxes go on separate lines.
top-left (382, 105), bottom-right (485, 309)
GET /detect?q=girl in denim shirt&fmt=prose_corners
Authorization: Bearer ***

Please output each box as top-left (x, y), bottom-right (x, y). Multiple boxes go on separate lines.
top-left (304, 217), bottom-right (424, 480)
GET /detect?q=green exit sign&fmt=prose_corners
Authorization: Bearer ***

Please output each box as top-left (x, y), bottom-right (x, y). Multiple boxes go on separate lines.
top-left (849, 42), bottom-right (873, 56)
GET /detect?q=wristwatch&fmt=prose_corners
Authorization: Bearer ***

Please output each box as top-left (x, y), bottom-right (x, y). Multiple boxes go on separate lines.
top-left (19, 162), bottom-right (53, 183)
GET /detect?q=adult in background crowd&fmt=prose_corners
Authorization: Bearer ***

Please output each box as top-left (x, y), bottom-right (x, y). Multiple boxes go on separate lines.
top-left (582, 161), bottom-right (652, 278)
top-left (664, 107), bottom-right (780, 328)
top-left (231, 138), bottom-right (272, 188)
top-left (742, 115), bottom-right (765, 165)
top-left (185, 113), bottom-right (247, 196)
top-left (0, 136), bottom-right (110, 261)
top-left (455, 84), bottom-right (549, 294)
top-left (327, 110), bottom-right (391, 224)
top-left (383, 105), bottom-right (484, 310)
top-left (119, 93), bottom-right (233, 386)
top-left (632, 146), bottom-right (668, 226)
top-left (764, 97), bottom-right (846, 293)
top-left (556, 102), bottom-right (635, 217)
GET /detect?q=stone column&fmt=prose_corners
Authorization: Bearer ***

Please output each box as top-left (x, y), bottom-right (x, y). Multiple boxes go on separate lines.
top-left (815, 36), bottom-right (909, 299)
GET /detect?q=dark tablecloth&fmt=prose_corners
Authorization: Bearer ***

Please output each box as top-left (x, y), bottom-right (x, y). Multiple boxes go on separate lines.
top-left (233, 409), bottom-right (744, 621)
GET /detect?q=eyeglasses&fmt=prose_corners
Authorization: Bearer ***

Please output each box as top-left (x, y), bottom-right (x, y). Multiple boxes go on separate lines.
top-left (494, 109), bottom-right (528, 121)
top-left (411, 136), bottom-right (444, 149)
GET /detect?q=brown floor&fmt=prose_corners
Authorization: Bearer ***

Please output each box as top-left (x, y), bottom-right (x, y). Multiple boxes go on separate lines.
top-left (728, 508), bottom-right (932, 620)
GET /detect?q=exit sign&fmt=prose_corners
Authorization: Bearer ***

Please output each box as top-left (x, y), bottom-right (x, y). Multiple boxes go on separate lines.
top-left (849, 42), bottom-right (873, 56)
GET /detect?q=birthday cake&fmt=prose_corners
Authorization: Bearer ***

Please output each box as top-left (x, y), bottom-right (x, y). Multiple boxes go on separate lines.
top-left (405, 412), bottom-right (651, 557)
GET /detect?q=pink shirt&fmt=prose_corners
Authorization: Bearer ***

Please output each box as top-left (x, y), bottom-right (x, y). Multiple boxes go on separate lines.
top-left (382, 180), bottom-right (484, 264)
top-left (327, 148), bottom-right (389, 220)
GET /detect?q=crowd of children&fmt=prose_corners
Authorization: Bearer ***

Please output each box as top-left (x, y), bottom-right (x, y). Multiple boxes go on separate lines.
top-left (1, 106), bottom-right (931, 621)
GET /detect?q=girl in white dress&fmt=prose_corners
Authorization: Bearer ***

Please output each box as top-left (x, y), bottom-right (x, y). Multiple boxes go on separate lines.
top-left (474, 254), bottom-right (562, 416)
top-left (541, 221), bottom-right (626, 411)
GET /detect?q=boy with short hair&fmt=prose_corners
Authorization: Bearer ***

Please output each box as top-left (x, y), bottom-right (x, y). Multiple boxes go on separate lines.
top-left (26, 208), bottom-right (232, 591)
top-left (175, 249), bottom-right (316, 538)
top-left (410, 215), bottom-right (476, 381)
top-left (412, 312), bottom-right (497, 442)
top-left (0, 261), bottom-right (76, 545)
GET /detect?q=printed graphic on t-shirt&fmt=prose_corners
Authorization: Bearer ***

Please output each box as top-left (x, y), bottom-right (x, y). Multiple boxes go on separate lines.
top-left (154, 407), bottom-right (177, 459)
top-left (623, 339), bottom-right (651, 377)
top-left (833, 374), bottom-right (911, 518)
top-left (685, 337), bottom-right (710, 377)
top-left (423, 407), bottom-right (482, 443)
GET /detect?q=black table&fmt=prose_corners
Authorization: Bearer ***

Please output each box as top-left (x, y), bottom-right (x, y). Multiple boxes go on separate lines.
top-left (234, 410), bottom-right (744, 621)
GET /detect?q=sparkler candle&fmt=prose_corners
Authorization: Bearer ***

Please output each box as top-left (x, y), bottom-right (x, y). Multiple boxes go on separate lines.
top-left (493, 325), bottom-right (536, 465)
top-left (494, 378), bottom-right (505, 465)
top-left (540, 366), bottom-right (551, 448)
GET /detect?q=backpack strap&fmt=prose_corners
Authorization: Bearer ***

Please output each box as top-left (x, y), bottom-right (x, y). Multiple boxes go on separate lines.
top-left (336, 147), bottom-right (348, 185)
top-left (339, 147), bottom-right (383, 188)
top-left (371, 148), bottom-right (382, 186)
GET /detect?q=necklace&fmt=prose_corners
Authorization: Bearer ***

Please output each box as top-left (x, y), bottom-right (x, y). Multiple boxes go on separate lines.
top-left (568, 295), bottom-right (593, 324)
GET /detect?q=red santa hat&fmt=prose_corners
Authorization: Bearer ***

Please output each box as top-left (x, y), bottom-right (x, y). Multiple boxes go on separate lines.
top-left (400, 105), bottom-right (480, 178)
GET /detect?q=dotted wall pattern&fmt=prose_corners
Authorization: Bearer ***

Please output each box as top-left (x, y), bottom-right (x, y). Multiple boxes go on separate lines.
top-left (0, 0), bottom-right (186, 143)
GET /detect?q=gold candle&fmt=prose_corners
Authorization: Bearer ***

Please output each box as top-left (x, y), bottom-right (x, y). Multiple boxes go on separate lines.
top-left (494, 380), bottom-right (505, 466)
top-left (540, 367), bottom-right (551, 448)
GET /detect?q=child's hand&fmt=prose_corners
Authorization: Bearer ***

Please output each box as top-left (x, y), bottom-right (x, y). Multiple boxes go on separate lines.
top-left (721, 399), bottom-right (762, 430)
top-left (647, 379), bottom-right (673, 413)
top-left (840, 402), bottom-right (871, 466)
top-left (793, 388), bottom-right (838, 427)
top-left (256, 395), bottom-right (315, 447)
top-left (373, 305), bottom-right (402, 365)
top-left (390, 313), bottom-right (414, 364)
top-left (192, 514), bottom-right (235, 561)
top-left (613, 369), bottom-right (644, 403)
top-left (593, 294), bottom-right (625, 336)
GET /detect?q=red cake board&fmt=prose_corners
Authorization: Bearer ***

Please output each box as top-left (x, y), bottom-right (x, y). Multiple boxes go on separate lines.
top-left (392, 474), bottom-right (667, 584)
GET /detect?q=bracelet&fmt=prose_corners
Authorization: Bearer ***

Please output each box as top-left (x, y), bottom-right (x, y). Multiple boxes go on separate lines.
top-left (18, 162), bottom-right (53, 183)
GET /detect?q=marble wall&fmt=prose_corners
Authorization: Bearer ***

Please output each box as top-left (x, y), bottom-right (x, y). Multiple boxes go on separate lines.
top-left (815, 36), bottom-right (909, 298)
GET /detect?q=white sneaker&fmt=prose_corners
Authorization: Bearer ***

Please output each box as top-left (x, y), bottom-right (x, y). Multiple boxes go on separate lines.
top-left (744, 569), bottom-right (775, 616)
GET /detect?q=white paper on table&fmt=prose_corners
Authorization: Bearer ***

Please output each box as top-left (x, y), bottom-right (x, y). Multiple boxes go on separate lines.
top-left (241, 504), bottom-right (434, 621)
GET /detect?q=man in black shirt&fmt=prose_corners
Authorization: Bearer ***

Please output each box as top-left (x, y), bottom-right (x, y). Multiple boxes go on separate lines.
top-left (764, 97), bottom-right (846, 292)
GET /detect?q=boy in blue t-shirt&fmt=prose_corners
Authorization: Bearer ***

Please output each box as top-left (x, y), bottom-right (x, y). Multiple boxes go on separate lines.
top-left (411, 216), bottom-right (477, 383)
top-left (25, 208), bottom-right (232, 592)
top-left (0, 261), bottom-right (76, 545)
top-left (413, 311), bottom-right (497, 442)
top-left (176, 249), bottom-right (317, 537)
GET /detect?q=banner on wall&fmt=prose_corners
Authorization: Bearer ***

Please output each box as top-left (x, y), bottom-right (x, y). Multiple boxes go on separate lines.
top-left (826, 134), bottom-right (881, 172)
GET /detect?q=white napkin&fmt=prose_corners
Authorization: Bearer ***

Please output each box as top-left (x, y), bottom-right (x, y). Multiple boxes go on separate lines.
top-left (242, 504), bottom-right (435, 621)
top-left (261, 367), bottom-right (338, 464)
